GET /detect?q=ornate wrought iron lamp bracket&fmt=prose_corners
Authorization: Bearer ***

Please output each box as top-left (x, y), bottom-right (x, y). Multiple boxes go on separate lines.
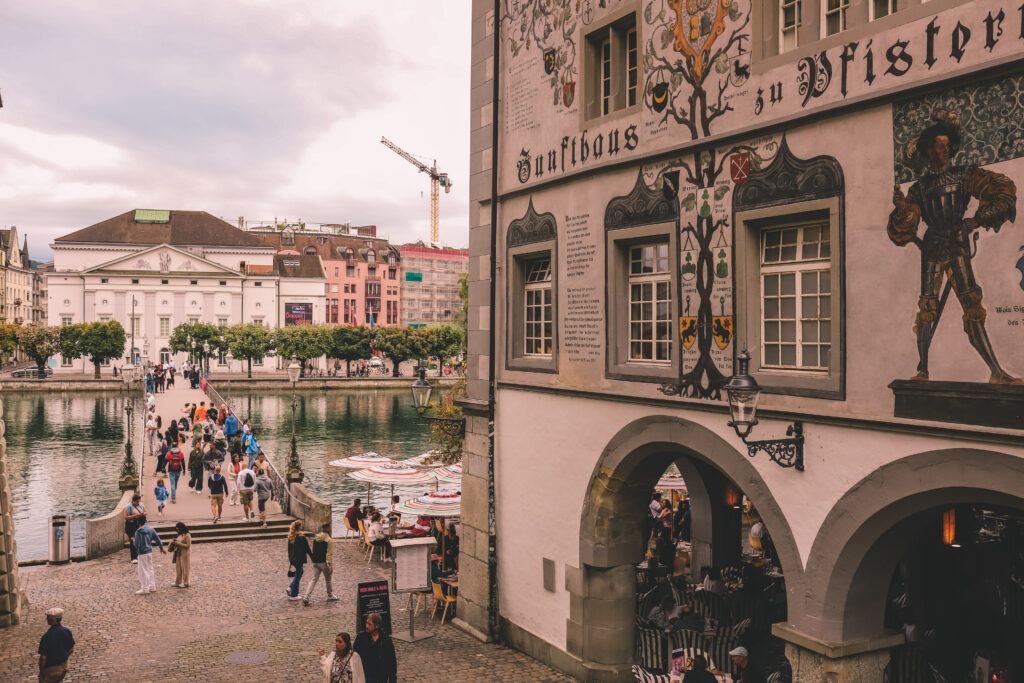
top-left (737, 420), bottom-right (804, 471)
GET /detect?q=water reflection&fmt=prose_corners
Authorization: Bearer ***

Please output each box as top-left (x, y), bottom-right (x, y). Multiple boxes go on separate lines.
top-left (3, 392), bottom-right (130, 560)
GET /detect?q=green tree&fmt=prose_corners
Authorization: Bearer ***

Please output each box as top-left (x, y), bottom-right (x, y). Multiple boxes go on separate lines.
top-left (169, 321), bottom-right (223, 367)
top-left (16, 325), bottom-right (60, 378)
top-left (0, 323), bottom-right (20, 369)
top-left (372, 326), bottom-right (428, 377)
top-left (327, 325), bottom-right (372, 376)
top-left (223, 323), bottom-right (275, 378)
top-left (59, 323), bottom-right (87, 366)
top-left (421, 323), bottom-right (466, 366)
top-left (79, 321), bottom-right (127, 378)
top-left (275, 324), bottom-right (330, 376)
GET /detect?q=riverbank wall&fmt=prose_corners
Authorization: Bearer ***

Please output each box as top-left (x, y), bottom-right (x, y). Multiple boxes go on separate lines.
top-left (1, 376), bottom-right (461, 392)
top-left (85, 490), bottom-right (134, 560)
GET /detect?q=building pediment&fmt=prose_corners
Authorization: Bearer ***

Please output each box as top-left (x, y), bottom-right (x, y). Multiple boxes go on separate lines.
top-left (82, 244), bottom-right (242, 277)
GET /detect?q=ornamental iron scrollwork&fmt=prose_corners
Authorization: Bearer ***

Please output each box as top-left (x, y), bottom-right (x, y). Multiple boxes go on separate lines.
top-left (743, 420), bottom-right (804, 471)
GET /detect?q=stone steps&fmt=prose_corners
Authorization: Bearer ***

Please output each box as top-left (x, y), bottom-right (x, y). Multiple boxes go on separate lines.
top-left (126, 518), bottom-right (293, 547)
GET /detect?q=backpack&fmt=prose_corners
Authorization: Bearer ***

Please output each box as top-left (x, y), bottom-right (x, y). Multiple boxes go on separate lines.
top-left (310, 538), bottom-right (328, 563)
top-left (244, 471), bottom-right (254, 488)
top-left (168, 454), bottom-right (182, 472)
top-left (156, 415), bottom-right (162, 428)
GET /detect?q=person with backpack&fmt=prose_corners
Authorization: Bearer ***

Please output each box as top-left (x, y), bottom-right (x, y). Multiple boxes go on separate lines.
top-left (254, 469), bottom-right (273, 528)
top-left (123, 494), bottom-right (146, 563)
top-left (187, 441), bottom-right (204, 494)
top-left (207, 465), bottom-right (229, 523)
top-left (153, 479), bottom-right (169, 516)
top-left (237, 463), bottom-right (257, 521)
top-left (165, 443), bottom-right (185, 502)
top-left (244, 429), bottom-right (261, 469)
top-left (302, 522), bottom-right (339, 606)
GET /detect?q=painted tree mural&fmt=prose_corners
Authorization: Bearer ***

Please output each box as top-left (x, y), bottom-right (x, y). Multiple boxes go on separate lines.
top-left (503, 0), bottom-right (581, 109)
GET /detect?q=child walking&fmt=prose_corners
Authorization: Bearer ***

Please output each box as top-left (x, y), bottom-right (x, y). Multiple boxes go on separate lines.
top-left (154, 479), bottom-right (170, 515)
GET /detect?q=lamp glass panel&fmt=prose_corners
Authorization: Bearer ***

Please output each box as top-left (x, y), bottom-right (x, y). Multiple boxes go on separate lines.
top-left (728, 388), bottom-right (759, 426)
top-left (411, 383), bottom-right (432, 410)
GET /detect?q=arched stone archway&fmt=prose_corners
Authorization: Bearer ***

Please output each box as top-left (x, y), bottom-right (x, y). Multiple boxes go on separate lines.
top-left (799, 448), bottom-right (1024, 646)
top-left (572, 414), bottom-right (803, 681)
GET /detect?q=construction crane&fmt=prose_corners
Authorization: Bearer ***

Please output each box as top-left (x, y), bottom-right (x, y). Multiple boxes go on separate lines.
top-left (381, 136), bottom-right (452, 244)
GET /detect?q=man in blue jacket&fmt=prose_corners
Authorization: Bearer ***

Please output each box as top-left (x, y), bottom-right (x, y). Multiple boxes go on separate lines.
top-left (224, 411), bottom-right (239, 438)
top-left (133, 516), bottom-right (166, 594)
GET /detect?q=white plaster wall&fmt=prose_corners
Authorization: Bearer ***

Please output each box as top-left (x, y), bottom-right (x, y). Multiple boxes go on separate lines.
top-left (494, 386), bottom-right (1024, 652)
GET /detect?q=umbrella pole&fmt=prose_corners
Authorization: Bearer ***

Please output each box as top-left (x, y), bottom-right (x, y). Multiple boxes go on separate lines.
top-left (367, 482), bottom-right (371, 508)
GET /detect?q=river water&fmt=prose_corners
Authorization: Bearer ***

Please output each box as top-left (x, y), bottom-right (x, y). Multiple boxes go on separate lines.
top-left (4, 388), bottom-right (438, 561)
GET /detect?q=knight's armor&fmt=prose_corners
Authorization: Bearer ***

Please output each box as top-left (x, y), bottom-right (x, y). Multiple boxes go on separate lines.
top-left (888, 164), bottom-right (1017, 381)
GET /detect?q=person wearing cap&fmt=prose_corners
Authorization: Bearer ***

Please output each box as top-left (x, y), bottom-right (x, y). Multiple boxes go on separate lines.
top-left (728, 646), bottom-right (765, 683)
top-left (680, 654), bottom-right (717, 683)
top-left (38, 607), bottom-right (74, 682)
top-left (122, 494), bottom-right (146, 564)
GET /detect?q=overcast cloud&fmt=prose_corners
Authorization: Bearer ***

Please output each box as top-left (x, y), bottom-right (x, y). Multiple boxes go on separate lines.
top-left (0, 1), bottom-right (472, 260)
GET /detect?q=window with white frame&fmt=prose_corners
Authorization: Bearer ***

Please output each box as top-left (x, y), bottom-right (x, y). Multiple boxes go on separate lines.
top-left (823, 0), bottom-right (848, 35)
top-left (759, 222), bottom-right (831, 370)
top-left (871, 0), bottom-right (897, 19)
top-left (586, 12), bottom-right (639, 120)
top-left (61, 316), bottom-right (72, 326)
top-left (523, 258), bottom-right (553, 356)
top-left (159, 348), bottom-right (170, 364)
top-left (61, 355), bottom-right (73, 367)
top-left (628, 243), bottom-right (672, 363)
top-left (159, 317), bottom-right (170, 336)
top-left (780, 0), bottom-right (801, 52)
top-left (132, 317), bottom-right (141, 336)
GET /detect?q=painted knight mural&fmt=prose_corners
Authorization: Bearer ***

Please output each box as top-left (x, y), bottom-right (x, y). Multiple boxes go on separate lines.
top-left (888, 110), bottom-right (1020, 385)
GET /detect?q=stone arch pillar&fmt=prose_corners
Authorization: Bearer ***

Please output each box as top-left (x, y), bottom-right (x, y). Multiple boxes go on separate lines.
top-left (573, 415), bottom-right (802, 681)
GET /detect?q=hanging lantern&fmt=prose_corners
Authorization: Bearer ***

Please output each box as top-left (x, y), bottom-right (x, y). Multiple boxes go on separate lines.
top-left (724, 483), bottom-right (741, 509)
top-left (942, 508), bottom-right (960, 548)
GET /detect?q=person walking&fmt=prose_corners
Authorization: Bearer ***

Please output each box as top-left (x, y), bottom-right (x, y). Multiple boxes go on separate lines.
top-left (37, 607), bottom-right (74, 683)
top-left (255, 468), bottom-right (273, 528)
top-left (287, 520), bottom-right (310, 601)
top-left (302, 522), bottom-right (339, 606)
top-left (244, 429), bottom-right (260, 469)
top-left (154, 437), bottom-right (168, 475)
top-left (187, 440), bottom-right (204, 494)
top-left (133, 516), bottom-right (166, 594)
top-left (123, 494), bottom-right (146, 563)
top-left (165, 444), bottom-right (185, 503)
top-left (145, 411), bottom-right (159, 457)
top-left (226, 453), bottom-right (242, 506)
top-left (168, 522), bottom-right (191, 588)
top-left (153, 479), bottom-right (169, 516)
top-left (353, 613), bottom-right (396, 683)
top-left (320, 632), bottom-right (365, 683)
top-left (224, 410), bottom-right (238, 440)
top-left (208, 465), bottom-right (228, 522)
top-left (167, 364), bottom-right (175, 388)
top-left (237, 462), bottom-right (257, 521)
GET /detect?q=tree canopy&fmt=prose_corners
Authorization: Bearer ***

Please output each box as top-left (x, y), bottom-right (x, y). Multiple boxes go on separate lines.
top-left (169, 321), bottom-right (224, 360)
top-left (372, 326), bottom-right (428, 377)
top-left (17, 325), bottom-right (60, 378)
top-left (0, 323), bottom-right (20, 368)
top-left (421, 323), bottom-right (465, 363)
top-left (274, 324), bottom-right (331, 374)
top-left (327, 325), bottom-right (373, 375)
top-left (80, 322), bottom-right (127, 377)
top-left (223, 323), bottom-right (275, 378)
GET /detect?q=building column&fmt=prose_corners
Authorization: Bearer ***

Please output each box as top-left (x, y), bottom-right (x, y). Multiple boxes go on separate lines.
top-left (0, 398), bottom-right (22, 627)
top-left (773, 624), bottom-right (904, 683)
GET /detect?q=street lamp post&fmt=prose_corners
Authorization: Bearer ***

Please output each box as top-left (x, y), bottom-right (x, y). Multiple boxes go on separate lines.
top-left (203, 341), bottom-right (210, 378)
top-left (191, 340), bottom-right (196, 369)
top-left (286, 357), bottom-right (304, 483)
top-left (118, 365), bottom-right (139, 491)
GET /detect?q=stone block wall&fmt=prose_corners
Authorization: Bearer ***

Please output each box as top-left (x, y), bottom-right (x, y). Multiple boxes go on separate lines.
top-left (0, 400), bottom-right (22, 627)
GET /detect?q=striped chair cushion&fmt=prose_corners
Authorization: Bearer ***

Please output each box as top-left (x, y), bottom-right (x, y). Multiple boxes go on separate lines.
top-left (637, 586), bottom-right (664, 622)
top-left (635, 626), bottom-right (669, 673)
top-left (631, 664), bottom-right (671, 683)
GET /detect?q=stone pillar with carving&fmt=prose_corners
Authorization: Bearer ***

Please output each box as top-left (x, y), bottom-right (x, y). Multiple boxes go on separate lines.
top-left (0, 400), bottom-right (22, 627)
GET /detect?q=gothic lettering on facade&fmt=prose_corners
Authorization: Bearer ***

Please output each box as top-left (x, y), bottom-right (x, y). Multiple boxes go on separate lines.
top-left (515, 123), bottom-right (640, 184)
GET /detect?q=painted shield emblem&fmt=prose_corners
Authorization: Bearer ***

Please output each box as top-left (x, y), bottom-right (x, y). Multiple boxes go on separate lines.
top-left (730, 152), bottom-right (750, 185)
top-left (543, 48), bottom-right (557, 75)
top-left (563, 81), bottom-right (576, 108)
top-left (712, 316), bottom-right (733, 350)
top-left (680, 316), bottom-right (698, 350)
top-left (652, 82), bottom-right (669, 113)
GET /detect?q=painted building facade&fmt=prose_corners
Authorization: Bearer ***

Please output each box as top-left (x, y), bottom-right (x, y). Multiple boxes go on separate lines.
top-left (399, 242), bottom-right (469, 327)
top-left (248, 224), bottom-right (402, 327)
top-left (0, 227), bottom-right (35, 325)
top-left (47, 210), bottom-right (326, 374)
top-left (461, 0), bottom-right (1024, 681)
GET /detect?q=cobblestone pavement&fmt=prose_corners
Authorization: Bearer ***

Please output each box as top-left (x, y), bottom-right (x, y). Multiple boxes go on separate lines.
top-left (1, 538), bottom-right (571, 682)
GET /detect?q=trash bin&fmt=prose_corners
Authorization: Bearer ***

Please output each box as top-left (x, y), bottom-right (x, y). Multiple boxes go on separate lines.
top-left (48, 514), bottom-right (70, 565)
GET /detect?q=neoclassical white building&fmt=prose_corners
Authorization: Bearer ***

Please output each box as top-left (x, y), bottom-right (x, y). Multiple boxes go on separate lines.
top-left (47, 209), bottom-right (326, 374)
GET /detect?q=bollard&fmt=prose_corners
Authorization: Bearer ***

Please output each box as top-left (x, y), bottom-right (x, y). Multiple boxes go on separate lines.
top-left (48, 515), bottom-right (70, 565)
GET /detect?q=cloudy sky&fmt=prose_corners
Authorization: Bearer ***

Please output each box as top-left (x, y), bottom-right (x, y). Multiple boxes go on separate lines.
top-left (0, 1), bottom-right (471, 261)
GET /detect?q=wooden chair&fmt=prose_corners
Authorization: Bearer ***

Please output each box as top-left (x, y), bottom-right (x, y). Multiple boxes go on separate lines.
top-left (343, 516), bottom-right (359, 540)
top-left (430, 581), bottom-right (457, 624)
top-left (357, 520), bottom-right (374, 561)
top-left (408, 589), bottom-right (430, 616)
